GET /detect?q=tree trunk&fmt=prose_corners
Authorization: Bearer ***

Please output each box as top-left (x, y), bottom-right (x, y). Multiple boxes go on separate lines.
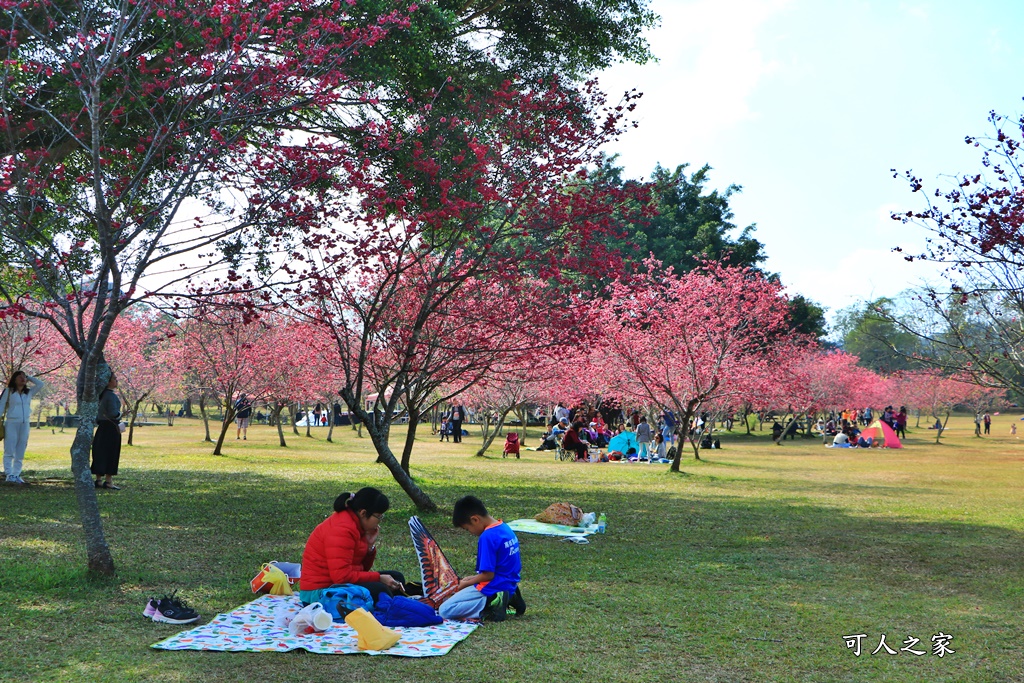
top-left (274, 404), bottom-right (287, 447)
top-left (517, 406), bottom-right (529, 445)
top-left (182, 397), bottom-right (194, 418)
top-left (339, 389), bottom-right (436, 511)
top-left (73, 361), bottom-right (115, 575)
top-left (291, 402), bottom-right (300, 435)
top-left (774, 412), bottom-right (804, 445)
top-left (476, 406), bottom-right (513, 457)
top-left (327, 408), bottom-right (336, 443)
top-left (672, 401), bottom-right (700, 471)
top-left (305, 407), bottom-right (312, 438)
top-left (936, 411), bottom-right (951, 444)
top-left (400, 408), bottom-right (420, 474)
top-left (915, 409), bottom-right (921, 428)
top-left (369, 428), bottom-right (437, 511)
top-left (127, 397), bottom-right (143, 446)
top-left (198, 395), bottom-right (212, 442)
top-left (212, 400), bottom-right (236, 455)
top-left (35, 400), bottom-right (44, 429)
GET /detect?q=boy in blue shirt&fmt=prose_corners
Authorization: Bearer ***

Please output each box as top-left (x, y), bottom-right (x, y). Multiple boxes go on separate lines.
top-left (438, 495), bottom-right (526, 622)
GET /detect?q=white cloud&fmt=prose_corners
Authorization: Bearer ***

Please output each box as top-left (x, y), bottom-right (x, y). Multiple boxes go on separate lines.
top-left (598, 0), bottom-right (794, 174)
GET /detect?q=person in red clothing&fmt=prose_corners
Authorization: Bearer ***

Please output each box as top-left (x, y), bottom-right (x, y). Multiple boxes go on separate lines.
top-left (299, 487), bottom-right (406, 605)
top-left (562, 421), bottom-right (590, 461)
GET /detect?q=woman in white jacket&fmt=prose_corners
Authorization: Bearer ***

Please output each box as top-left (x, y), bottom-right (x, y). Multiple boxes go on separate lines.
top-left (2, 371), bottom-right (45, 485)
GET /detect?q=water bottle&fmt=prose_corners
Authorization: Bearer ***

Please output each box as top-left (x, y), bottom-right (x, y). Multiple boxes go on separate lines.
top-left (598, 513), bottom-right (607, 533)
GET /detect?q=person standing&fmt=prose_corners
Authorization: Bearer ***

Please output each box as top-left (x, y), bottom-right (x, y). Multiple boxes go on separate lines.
top-left (635, 416), bottom-right (652, 461)
top-left (895, 407), bottom-right (908, 440)
top-left (235, 394), bottom-right (253, 440)
top-left (2, 371), bottom-right (45, 485)
top-left (451, 404), bottom-right (466, 443)
top-left (983, 413), bottom-right (991, 435)
top-left (92, 374), bottom-right (124, 490)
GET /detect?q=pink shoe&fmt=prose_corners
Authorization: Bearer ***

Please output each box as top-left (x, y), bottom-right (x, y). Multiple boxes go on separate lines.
top-left (143, 597), bottom-right (158, 619)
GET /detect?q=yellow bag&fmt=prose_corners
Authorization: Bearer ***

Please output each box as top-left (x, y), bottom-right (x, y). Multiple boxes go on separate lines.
top-left (252, 562), bottom-right (294, 596)
top-left (345, 608), bottom-right (400, 651)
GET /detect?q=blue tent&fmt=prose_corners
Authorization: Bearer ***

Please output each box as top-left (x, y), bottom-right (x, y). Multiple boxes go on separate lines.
top-left (607, 431), bottom-right (637, 454)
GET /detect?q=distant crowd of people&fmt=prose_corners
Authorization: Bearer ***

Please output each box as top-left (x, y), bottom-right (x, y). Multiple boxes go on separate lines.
top-left (532, 403), bottom-right (718, 462)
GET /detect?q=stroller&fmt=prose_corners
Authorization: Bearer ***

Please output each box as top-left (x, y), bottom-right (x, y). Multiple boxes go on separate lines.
top-left (503, 432), bottom-right (521, 459)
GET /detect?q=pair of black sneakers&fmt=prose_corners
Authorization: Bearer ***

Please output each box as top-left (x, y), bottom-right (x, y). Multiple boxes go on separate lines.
top-left (144, 591), bottom-right (200, 624)
top-left (481, 587), bottom-right (526, 623)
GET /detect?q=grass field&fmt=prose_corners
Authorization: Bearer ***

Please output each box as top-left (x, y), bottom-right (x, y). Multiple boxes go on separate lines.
top-left (2, 414), bottom-right (1023, 682)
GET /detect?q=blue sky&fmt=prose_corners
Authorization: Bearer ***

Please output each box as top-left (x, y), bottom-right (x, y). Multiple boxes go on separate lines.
top-left (599, 0), bottom-right (1024, 319)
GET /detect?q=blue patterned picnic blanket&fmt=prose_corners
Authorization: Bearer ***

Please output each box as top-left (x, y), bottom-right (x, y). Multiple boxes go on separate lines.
top-left (152, 594), bottom-right (477, 657)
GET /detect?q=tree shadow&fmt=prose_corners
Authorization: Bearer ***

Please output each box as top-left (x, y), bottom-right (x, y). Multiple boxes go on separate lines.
top-left (3, 467), bottom-right (1023, 681)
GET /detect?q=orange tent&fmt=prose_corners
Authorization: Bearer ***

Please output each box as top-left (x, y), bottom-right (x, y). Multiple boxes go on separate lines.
top-left (860, 419), bottom-right (902, 448)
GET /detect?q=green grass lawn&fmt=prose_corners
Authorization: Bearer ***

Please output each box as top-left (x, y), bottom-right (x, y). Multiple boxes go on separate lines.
top-left (2, 415), bottom-right (1023, 682)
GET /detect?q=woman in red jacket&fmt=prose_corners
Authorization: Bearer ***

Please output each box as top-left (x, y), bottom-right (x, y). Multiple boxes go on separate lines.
top-left (299, 487), bottom-right (406, 605)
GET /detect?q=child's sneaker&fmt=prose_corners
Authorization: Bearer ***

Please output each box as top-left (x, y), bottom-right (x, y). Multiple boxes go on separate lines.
top-left (152, 593), bottom-right (200, 624)
top-left (481, 591), bottom-right (511, 623)
top-left (507, 587), bottom-right (526, 617)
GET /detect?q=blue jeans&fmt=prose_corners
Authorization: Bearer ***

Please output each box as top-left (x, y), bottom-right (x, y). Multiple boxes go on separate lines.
top-left (438, 586), bottom-right (487, 620)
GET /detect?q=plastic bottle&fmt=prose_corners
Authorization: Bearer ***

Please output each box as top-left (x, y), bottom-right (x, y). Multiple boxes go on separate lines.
top-left (598, 513), bottom-right (607, 533)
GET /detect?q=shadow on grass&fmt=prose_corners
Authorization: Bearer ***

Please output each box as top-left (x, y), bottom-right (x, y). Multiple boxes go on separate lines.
top-left (2, 467), bottom-right (1023, 682)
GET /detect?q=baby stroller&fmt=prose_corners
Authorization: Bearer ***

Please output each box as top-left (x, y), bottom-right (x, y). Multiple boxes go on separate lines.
top-left (503, 432), bottom-right (521, 459)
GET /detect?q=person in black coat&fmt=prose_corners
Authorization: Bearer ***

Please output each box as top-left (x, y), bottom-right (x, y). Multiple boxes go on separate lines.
top-left (92, 374), bottom-right (124, 490)
top-left (450, 404), bottom-right (466, 443)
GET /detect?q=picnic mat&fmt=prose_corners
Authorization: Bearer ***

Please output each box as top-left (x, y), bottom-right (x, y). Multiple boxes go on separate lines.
top-left (152, 595), bottom-right (478, 657)
top-left (507, 519), bottom-right (600, 537)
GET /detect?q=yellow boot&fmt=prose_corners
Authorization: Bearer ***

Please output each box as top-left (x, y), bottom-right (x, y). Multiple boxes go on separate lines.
top-left (344, 608), bottom-right (401, 651)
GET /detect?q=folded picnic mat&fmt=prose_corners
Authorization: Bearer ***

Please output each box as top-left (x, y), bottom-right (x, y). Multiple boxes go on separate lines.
top-left (152, 595), bottom-right (477, 657)
top-left (507, 519), bottom-right (600, 537)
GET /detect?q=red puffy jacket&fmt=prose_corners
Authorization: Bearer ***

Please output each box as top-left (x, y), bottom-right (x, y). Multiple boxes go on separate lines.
top-left (300, 509), bottom-right (379, 590)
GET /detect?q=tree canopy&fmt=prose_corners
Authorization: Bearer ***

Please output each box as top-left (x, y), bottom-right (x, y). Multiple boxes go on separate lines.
top-left (835, 298), bottom-right (922, 373)
top-left (593, 157), bottom-right (767, 274)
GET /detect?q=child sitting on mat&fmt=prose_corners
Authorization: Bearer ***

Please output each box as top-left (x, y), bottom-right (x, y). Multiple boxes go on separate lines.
top-left (438, 495), bottom-right (526, 622)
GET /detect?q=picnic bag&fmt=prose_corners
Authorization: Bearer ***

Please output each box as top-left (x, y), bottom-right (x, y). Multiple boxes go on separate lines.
top-left (250, 562), bottom-right (296, 595)
top-left (535, 502), bottom-right (584, 526)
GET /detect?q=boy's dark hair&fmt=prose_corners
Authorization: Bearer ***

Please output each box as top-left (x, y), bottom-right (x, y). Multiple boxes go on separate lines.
top-left (452, 495), bottom-right (488, 527)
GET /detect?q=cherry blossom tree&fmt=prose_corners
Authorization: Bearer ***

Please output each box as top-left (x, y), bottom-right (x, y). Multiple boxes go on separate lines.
top-left (461, 355), bottom-right (559, 456)
top-left (0, 312), bottom-right (74, 381)
top-left (287, 81), bottom-right (646, 510)
top-left (0, 0), bottom-right (417, 574)
top-left (601, 260), bottom-right (802, 469)
top-left (256, 319), bottom-right (322, 448)
top-left (890, 108), bottom-right (1024, 397)
top-left (105, 311), bottom-right (177, 445)
top-left (177, 299), bottom-right (277, 455)
top-left (895, 370), bottom-right (978, 442)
